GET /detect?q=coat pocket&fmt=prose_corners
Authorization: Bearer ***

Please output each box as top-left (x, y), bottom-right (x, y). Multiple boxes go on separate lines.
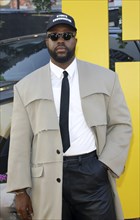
top-left (81, 93), bottom-right (108, 127)
top-left (26, 99), bottom-right (59, 135)
top-left (31, 166), bottom-right (44, 178)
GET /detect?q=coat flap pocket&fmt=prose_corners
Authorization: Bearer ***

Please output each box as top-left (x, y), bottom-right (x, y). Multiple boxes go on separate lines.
top-left (26, 99), bottom-right (59, 135)
top-left (31, 166), bottom-right (44, 178)
top-left (81, 94), bottom-right (108, 127)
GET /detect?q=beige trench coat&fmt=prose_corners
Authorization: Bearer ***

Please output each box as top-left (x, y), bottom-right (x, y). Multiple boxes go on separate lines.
top-left (7, 59), bottom-right (132, 220)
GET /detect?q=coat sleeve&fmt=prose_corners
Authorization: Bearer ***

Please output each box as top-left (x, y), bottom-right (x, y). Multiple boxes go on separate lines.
top-left (99, 73), bottom-right (132, 177)
top-left (7, 85), bottom-right (33, 192)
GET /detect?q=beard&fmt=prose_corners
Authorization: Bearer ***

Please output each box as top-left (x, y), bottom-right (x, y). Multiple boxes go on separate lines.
top-left (47, 45), bottom-right (76, 63)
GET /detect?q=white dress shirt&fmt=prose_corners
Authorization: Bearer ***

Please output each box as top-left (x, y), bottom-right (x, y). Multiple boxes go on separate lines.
top-left (50, 58), bottom-right (96, 156)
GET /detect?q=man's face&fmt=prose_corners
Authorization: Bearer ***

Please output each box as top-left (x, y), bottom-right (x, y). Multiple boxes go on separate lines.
top-left (45, 24), bottom-right (77, 64)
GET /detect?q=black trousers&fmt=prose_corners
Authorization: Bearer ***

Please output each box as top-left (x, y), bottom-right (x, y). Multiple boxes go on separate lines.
top-left (62, 151), bottom-right (117, 220)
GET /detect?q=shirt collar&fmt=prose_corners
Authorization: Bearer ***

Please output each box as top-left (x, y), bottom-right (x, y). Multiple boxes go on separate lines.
top-left (50, 58), bottom-right (77, 79)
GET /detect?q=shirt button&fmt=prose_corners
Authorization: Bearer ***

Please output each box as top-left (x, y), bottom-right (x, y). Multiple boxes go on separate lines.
top-left (56, 149), bottom-right (61, 154)
top-left (56, 178), bottom-right (61, 183)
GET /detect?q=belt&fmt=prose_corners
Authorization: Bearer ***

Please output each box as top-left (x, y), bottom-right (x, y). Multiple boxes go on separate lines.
top-left (63, 150), bottom-right (97, 161)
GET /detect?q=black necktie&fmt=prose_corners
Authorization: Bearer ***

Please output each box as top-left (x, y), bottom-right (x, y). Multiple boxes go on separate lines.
top-left (59, 71), bottom-right (70, 152)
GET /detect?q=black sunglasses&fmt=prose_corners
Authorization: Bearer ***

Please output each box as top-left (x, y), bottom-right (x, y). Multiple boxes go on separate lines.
top-left (47, 32), bottom-right (75, 41)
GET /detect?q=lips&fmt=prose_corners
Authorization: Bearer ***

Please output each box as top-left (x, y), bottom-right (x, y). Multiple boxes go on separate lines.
top-left (55, 46), bottom-right (67, 53)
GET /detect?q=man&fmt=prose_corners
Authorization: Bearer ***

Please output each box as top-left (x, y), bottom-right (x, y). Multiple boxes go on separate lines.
top-left (7, 13), bottom-right (132, 220)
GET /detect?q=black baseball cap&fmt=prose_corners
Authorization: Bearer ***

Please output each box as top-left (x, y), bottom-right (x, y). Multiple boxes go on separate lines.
top-left (46, 13), bottom-right (77, 32)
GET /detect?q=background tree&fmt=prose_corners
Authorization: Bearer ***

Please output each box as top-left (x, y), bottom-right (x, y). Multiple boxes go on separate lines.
top-left (32, 0), bottom-right (56, 12)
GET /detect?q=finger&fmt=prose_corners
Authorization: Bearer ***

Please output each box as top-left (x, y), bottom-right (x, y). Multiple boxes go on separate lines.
top-left (17, 212), bottom-right (26, 220)
top-left (27, 204), bottom-right (34, 215)
top-left (17, 211), bottom-right (32, 220)
top-left (26, 207), bottom-right (33, 219)
top-left (17, 212), bottom-right (22, 218)
top-left (19, 210), bottom-right (32, 220)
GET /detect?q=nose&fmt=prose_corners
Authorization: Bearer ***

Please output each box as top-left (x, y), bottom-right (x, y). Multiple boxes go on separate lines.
top-left (57, 36), bottom-right (65, 42)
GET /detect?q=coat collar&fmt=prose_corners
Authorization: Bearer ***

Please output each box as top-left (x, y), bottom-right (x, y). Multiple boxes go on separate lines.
top-left (19, 59), bottom-right (112, 107)
top-left (43, 58), bottom-right (111, 100)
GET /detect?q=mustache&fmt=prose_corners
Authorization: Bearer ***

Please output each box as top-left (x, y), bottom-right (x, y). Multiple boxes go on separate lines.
top-left (55, 43), bottom-right (68, 50)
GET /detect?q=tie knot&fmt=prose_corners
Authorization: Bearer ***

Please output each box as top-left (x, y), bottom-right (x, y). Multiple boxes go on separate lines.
top-left (63, 71), bottom-right (68, 78)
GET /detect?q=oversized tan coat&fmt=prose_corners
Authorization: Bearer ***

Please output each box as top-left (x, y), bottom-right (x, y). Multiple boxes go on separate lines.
top-left (7, 59), bottom-right (132, 220)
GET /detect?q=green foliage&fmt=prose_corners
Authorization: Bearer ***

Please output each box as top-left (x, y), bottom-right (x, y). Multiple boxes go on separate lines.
top-left (0, 75), bottom-right (5, 81)
top-left (32, 0), bottom-right (52, 12)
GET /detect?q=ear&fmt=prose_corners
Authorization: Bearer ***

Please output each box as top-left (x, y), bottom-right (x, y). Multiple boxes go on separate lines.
top-left (75, 38), bottom-right (78, 44)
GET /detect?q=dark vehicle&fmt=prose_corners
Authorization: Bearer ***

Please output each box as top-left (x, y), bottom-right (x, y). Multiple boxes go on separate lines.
top-left (0, 34), bottom-right (50, 102)
top-left (109, 27), bottom-right (140, 70)
top-left (108, 6), bottom-right (140, 70)
top-left (0, 34), bottom-right (50, 174)
top-left (0, 10), bottom-right (58, 40)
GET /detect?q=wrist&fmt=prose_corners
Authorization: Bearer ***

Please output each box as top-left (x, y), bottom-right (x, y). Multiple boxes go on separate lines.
top-left (15, 190), bottom-right (26, 196)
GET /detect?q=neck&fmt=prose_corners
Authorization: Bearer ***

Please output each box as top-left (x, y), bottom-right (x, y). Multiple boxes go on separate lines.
top-left (51, 57), bottom-right (75, 70)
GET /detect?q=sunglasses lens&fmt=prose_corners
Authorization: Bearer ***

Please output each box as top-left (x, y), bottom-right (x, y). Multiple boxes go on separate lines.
top-left (47, 33), bottom-right (74, 41)
top-left (63, 33), bottom-right (72, 40)
top-left (50, 34), bottom-right (58, 41)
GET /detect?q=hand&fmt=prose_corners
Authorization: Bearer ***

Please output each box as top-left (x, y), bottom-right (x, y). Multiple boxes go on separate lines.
top-left (15, 191), bottom-right (33, 220)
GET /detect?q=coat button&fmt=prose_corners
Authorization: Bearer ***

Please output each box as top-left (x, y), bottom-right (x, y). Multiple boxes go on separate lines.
top-left (56, 178), bottom-right (61, 183)
top-left (56, 149), bottom-right (60, 154)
